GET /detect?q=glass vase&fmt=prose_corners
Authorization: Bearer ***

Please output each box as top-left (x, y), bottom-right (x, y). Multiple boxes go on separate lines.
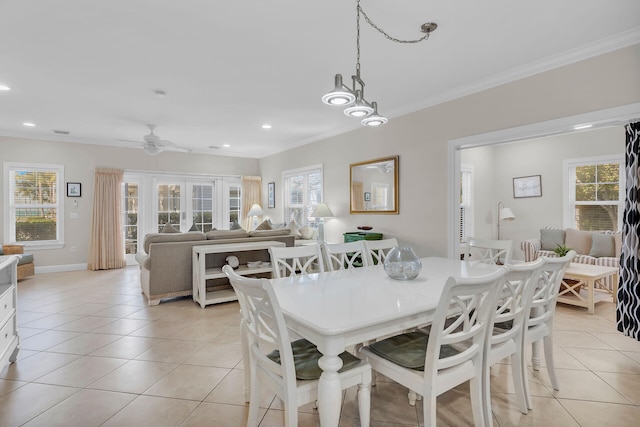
top-left (383, 246), bottom-right (422, 280)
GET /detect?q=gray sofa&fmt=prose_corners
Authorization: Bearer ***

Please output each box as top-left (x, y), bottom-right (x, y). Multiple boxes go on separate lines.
top-left (135, 229), bottom-right (295, 305)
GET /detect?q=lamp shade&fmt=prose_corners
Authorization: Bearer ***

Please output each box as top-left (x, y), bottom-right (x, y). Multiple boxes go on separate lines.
top-left (499, 207), bottom-right (515, 221)
top-left (322, 74), bottom-right (356, 106)
top-left (247, 204), bottom-right (264, 217)
top-left (311, 203), bottom-right (334, 218)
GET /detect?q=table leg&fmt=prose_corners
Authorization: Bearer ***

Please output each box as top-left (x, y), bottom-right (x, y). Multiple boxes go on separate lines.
top-left (588, 279), bottom-right (595, 315)
top-left (317, 353), bottom-right (344, 427)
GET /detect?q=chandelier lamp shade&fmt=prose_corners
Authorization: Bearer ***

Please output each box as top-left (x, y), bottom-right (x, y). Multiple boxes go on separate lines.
top-left (321, 0), bottom-right (437, 127)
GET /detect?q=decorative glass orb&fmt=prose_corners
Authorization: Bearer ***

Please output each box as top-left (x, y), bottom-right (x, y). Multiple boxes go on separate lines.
top-left (383, 246), bottom-right (422, 280)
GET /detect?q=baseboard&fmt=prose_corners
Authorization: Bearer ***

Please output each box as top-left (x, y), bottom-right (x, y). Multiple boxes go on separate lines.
top-left (35, 263), bottom-right (87, 274)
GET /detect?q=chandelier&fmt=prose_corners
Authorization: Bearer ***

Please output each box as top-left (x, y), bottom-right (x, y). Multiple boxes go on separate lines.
top-left (322, 0), bottom-right (437, 127)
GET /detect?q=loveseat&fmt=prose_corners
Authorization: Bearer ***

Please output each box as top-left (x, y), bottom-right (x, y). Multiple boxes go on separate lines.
top-left (0, 244), bottom-right (34, 280)
top-left (521, 227), bottom-right (621, 288)
top-left (135, 228), bottom-right (295, 306)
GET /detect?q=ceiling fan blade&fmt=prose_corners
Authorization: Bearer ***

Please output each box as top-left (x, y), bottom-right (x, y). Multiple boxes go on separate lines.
top-left (115, 138), bottom-right (144, 144)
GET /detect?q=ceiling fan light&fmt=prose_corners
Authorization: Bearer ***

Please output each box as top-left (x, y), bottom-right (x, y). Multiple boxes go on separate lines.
top-left (344, 90), bottom-right (374, 118)
top-left (144, 144), bottom-right (160, 155)
top-left (361, 102), bottom-right (388, 126)
top-left (322, 74), bottom-right (356, 106)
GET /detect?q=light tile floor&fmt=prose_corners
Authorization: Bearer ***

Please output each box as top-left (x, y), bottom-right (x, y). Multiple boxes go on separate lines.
top-left (1, 267), bottom-right (639, 426)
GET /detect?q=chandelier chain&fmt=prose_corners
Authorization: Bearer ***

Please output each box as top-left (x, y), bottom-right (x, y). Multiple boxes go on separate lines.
top-left (358, 4), bottom-right (432, 44)
top-left (356, 0), bottom-right (361, 76)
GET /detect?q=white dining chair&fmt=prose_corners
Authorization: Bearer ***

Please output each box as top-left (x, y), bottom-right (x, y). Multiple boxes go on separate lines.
top-left (464, 237), bottom-right (513, 265)
top-left (521, 250), bottom-right (576, 410)
top-left (223, 265), bottom-right (372, 427)
top-left (483, 257), bottom-right (545, 426)
top-left (322, 241), bottom-right (369, 271)
top-left (357, 267), bottom-right (507, 427)
top-left (363, 238), bottom-right (399, 265)
top-left (269, 244), bottom-right (324, 278)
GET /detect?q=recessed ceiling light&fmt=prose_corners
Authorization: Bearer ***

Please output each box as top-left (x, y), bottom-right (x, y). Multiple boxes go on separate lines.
top-left (223, 144), bottom-right (231, 148)
top-left (23, 122), bottom-right (36, 127)
top-left (208, 145), bottom-right (221, 150)
top-left (573, 124), bottom-right (593, 130)
top-left (0, 85), bottom-right (10, 91)
top-left (154, 90), bottom-right (166, 98)
top-left (262, 124), bottom-right (272, 129)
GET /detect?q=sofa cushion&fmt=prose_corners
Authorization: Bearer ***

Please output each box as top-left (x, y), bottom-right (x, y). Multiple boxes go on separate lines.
top-left (248, 229), bottom-right (291, 237)
top-left (540, 228), bottom-right (565, 251)
top-left (143, 231), bottom-right (206, 253)
top-left (590, 232), bottom-right (615, 257)
top-left (161, 223), bottom-right (180, 233)
top-left (565, 228), bottom-right (592, 255)
top-left (206, 229), bottom-right (250, 240)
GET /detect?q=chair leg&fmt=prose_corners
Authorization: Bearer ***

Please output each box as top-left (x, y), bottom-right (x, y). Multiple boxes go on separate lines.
top-left (511, 352), bottom-right (528, 414)
top-left (247, 368), bottom-right (261, 427)
top-left (470, 376), bottom-right (487, 427)
top-left (357, 375), bottom-right (371, 427)
top-left (482, 362), bottom-right (494, 427)
top-left (543, 334), bottom-right (559, 391)
top-left (422, 394), bottom-right (437, 427)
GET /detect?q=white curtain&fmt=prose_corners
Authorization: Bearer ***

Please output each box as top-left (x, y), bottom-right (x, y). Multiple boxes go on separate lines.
top-left (241, 176), bottom-right (262, 230)
top-left (87, 168), bottom-right (126, 270)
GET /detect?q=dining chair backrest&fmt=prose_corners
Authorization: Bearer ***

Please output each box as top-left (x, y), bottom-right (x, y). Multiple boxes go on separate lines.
top-left (269, 244), bottom-right (325, 278)
top-left (528, 250), bottom-right (577, 332)
top-left (322, 241), bottom-right (368, 271)
top-left (492, 258), bottom-right (546, 348)
top-left (464, 237), bottom-right (513, 265)
top-left (363, 238), bottom-right (399, 265)
top-left (427, 268), bottom-right (506, 377)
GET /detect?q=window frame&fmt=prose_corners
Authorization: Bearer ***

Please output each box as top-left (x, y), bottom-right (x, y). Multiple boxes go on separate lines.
top-left (459, 164), bottom-right (474, 243)
top-left (282, 164), bottom-right (324, 227)
top-left (563, 154), bottom-right (624, 231)
top-left (3, 161), bottom-right (65, 250)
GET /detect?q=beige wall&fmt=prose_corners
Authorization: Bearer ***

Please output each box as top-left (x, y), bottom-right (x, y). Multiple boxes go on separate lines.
top-left (259, 44), bottom-right (640, 257)
top-left (0, 137), bottom-right (259, 269)
top-left (462, 126), bottom-right (625, 259)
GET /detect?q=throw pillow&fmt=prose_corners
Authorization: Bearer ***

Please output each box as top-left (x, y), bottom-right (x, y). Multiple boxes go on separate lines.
top-left (161, 223), bottom-right (180, 233)
top-left (540, 228), bottom-right (565, 251)
top-left (565, 228), bottom-right (592, 255)
top-left (256, 220), bottom-right (272, 230)
top-left (288, 221), bottom-right (302, 238)
top-left (299, 226), bottom-right (317, 240)
top-left (188, 223), bottom-right (198, 232)
top-left (0, 245), bottom-right (3, 255)
top-left (230, 221), bottom-right (243, 230)
top-left (590, 232), bottom-right (615, 257)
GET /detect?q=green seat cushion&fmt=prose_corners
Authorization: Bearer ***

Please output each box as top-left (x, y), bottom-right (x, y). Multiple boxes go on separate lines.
top-left (367, 330), bottom-right (460, 371)
top-left (494, 320), bottom-right (514, 330)
top-left (267, 338), bottom-right (361, 380)
top-left (17, 254), bottom-right (34, 265)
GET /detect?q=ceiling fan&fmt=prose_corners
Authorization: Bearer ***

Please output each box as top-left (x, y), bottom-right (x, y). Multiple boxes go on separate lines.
top-left (117, 124), bottom-right (190, 155)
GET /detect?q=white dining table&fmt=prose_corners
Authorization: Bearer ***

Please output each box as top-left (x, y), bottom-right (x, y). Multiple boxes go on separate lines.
top-left (270, 257), bottom-right (501, 427)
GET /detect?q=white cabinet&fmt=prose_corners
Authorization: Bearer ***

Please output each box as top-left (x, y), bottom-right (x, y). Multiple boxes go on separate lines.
top-left (0, 256), bottom-right (19, 369)
top-left (192, 241), bottom-right (286, 308)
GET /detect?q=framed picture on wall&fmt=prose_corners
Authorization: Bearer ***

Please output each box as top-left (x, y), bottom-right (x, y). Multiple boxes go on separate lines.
top-left (267, 182), bottom-right (275, 208)
top-left (66, 182), bottom-right (81, 197)
top-left (513, 175), bottom-right (542, 198)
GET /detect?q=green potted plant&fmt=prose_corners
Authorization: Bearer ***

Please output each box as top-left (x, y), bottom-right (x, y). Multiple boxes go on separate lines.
top-left (554, 244), bottom-right (572, 257)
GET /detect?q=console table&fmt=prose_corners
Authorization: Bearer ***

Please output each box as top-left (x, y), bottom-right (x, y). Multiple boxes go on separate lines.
top-left (192, 241), bottom-right (286, 308)
top-left (343, 231), bottom-right (383, 243)
top-left (557, 262), bottom-right (619, 314)
top-left (0, 256), bottom-right (19, 369)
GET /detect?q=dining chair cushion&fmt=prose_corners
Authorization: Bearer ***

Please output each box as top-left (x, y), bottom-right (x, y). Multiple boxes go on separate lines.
top-left (367, 330), bottom-right (460, 371)
top-left (267, 338), bottom-right (362, 380)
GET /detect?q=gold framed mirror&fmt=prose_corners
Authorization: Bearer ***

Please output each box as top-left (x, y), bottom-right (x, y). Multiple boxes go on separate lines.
top-left (350, 155), bottom-right (399, 214)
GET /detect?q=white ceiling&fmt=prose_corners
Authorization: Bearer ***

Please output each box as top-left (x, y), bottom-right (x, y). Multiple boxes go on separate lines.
top-left (1, 0), bottom-right (639, 158)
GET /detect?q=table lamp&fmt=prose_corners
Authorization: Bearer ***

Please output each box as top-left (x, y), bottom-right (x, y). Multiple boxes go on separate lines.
top-left (311, 203), bottom-right (334, 242)
top-left (247, 204), bottom-right (264, 230)
top-left (497, 201), bottom-right (515, 240)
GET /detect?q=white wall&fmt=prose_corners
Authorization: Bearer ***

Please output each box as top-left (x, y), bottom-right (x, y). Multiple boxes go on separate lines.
top-left (259, 44), bottom-right (640, 258)
top-left (0, 137), bottom-right (259, 270)
top-left (462, 126), bottom-right (625, 259)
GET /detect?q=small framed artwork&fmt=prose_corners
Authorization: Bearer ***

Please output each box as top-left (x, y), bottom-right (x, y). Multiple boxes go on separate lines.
top-left (66, 182), bottom-right (81, 197)
top-left (364, 192), bottom-right (371, 202)
top-left (513, 175), bottom-right (542, 198)
top-left (267, 182), bottom-right (275, 209)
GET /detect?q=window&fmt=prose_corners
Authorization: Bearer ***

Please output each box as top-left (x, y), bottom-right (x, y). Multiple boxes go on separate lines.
top-left (565, 155), bottom-right (624, 231)
top-left (4, 162), bottom-right (64, 249)
top-left (157, 183), bottom-right (182, 231)
top-left (460, 165), bottom-right (474, 242)
top-left (190, 183), bottom-right (215, 232)
top-left (225, 182), bottom-right (242, 227)
top-left (123, 181), bottom-right (139, 255)
top-left (282, 165), bottom-right (323, 226)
